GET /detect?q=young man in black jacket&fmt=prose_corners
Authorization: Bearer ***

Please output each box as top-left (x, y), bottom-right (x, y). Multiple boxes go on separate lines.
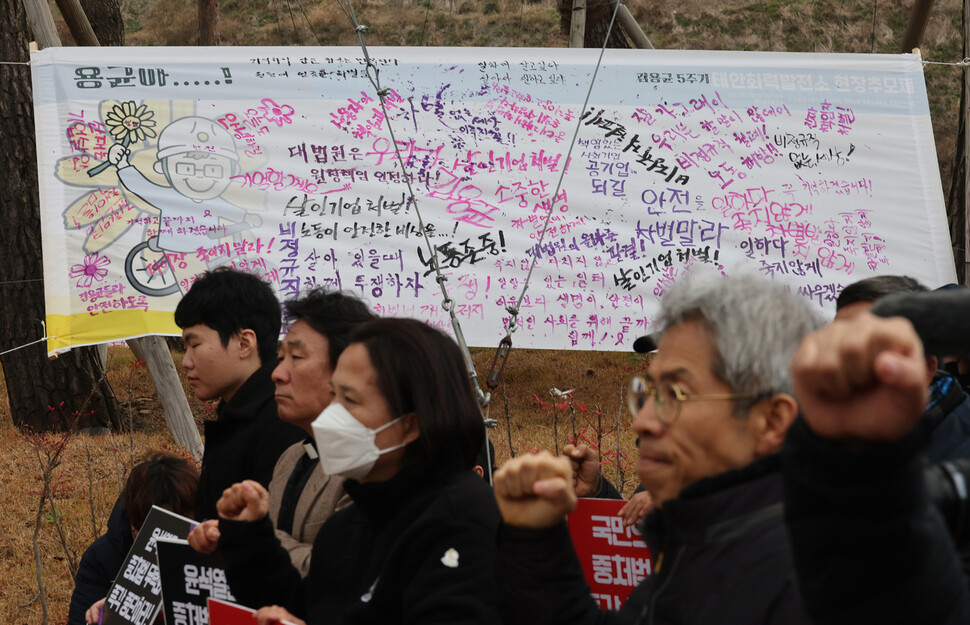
top-left (174, 268), bottom-right (306, 520)
top-left (494, 273), bottom-right (821, 625)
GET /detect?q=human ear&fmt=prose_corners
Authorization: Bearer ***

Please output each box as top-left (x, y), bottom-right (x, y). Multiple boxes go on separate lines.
top-left (752, 393), bottom-right (798, 457)
top-left (400, 412), bottom-right (421, 445)
top-left (153, 161), bottom-right (164, 175)
top-left (235, 329), bottom-right (259, 361)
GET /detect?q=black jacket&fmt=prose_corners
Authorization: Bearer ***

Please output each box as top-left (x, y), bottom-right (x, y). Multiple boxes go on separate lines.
top-left (67, 497), bottom-right (133, 625)
top-left (219, 468), bottom-right (502, 624)
top-left (195, 363), bottom-right (307, 520)
top-left (498, 455), bottom-right (810, 625)
top-left (782, 418), bottom-right (970, 625)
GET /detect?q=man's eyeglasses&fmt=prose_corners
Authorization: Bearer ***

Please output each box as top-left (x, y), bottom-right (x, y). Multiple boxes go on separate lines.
top-left (626, 376), bottom-right (759, 425)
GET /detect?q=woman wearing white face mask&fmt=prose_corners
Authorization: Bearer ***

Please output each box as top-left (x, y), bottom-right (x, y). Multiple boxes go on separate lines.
top-left (213, 318), bottom-right (501, 625)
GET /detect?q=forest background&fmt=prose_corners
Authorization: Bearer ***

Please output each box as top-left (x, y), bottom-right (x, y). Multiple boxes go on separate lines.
top-left (2, 0), bottom-right (966, 621)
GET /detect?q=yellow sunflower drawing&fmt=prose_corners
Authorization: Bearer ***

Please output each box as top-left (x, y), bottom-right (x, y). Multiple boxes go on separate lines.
top-left (104, 101), bottom-right (157, 146)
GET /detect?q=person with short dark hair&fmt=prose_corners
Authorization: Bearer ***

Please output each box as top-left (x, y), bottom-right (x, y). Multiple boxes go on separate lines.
top-left (834, 274), bottom-right (928, 320)
top-left (938, 283), bottom-right (970, 392)
top-left (835, 275), bottom-right (970, 462)
top-left (213, 318), bottom-right (501, 625)
top-left (174, 268), bottom-right (306, 520)
top-left (123, 451), bottom-right (199, 533)
top-left (494, 274), bottom-right (820, 625)
top-left (188, 288), bottom-right (375, 576)
top-left (70, 452), bottom-right (199, 625)
top-left (174, 266), bottom-right (282, 369)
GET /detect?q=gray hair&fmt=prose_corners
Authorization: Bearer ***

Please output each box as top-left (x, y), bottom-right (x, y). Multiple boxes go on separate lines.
top-left (656, 273), bottom-right (823, 414)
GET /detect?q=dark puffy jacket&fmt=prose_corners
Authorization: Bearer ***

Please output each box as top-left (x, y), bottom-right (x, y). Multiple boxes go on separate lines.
top-left (218, 468), bottom-right (502, 625)
top-left (67, 496), bottom-right (133, 625)
top-left (498, 455), bottom-right (811, 625)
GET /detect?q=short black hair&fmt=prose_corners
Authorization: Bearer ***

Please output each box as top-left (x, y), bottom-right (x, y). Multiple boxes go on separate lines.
top-left (284, 289), bottom-right (377, 367)
top-left (174, 268), bottom-right (281, 365)
top-left (836, 275), bottom-right (928, 310)
top-left (348, 318), bottom-right (484, 481)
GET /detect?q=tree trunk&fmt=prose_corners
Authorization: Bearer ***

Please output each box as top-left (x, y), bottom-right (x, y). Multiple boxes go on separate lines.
top-left (198, 0), bottom-right (219, 45)
top-left (947, 87), bottom-right (966, 284)
top-left (0, 0), bottom-right (122, 432)
top-left (584, 7), bottom-right (630, 49)
top-left (558, 0), bottom-right (630, 48)
top-left (947, 0), bottom-right (970, 285)
top-left (79, 0), bottom-right (123, 45)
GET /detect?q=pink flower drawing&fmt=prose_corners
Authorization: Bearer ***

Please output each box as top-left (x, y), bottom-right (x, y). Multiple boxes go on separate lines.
top-left (260, 98), bottom-right (295, 127)
top-left (69, 253), bottom-right (110, 288)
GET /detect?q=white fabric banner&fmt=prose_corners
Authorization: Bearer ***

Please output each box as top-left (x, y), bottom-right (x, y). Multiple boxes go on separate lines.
top-left (31, 46), bottom-right (955, 354)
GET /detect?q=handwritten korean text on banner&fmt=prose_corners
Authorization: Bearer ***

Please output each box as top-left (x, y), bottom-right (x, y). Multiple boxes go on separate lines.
top-left (31, 47), bottom-right (956, 354)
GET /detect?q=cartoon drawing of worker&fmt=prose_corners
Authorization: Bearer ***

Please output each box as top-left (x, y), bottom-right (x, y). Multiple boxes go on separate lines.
top-left (109, 116), bottom-right (262, 256)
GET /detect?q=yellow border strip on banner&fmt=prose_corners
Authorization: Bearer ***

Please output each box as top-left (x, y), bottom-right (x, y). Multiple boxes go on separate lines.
top-left (46, 311), bottom-right (180, 355)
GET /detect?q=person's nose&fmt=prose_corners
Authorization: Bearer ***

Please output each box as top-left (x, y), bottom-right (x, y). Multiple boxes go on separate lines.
top-left (271, 359), bottom-right (288, 384)
top-left (633, 395), bottom-right (666, 440)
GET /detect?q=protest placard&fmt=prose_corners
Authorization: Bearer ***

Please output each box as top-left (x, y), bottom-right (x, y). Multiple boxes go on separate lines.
top-left (101, 506), bottom-right (195, 625)
top-left (567, 498), bottom-right (652, 610)
top-left (156, 538), bottom-right (236, 625)
top-left (207, 598), bottom-right (299, 625)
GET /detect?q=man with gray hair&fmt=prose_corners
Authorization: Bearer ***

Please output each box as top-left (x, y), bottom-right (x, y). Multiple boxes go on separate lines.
top-left (494, 273), bottom-right (821, 625)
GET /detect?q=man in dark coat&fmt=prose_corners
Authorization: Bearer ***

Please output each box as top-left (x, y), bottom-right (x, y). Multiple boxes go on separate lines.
top-left (495, 274), bottom-right (821, 625)
top-left (783, 308), bottom-right (970, 624)
top-left (835, 275), bottom-right (970, 463)
top-left (174, 268), bottom-right (306, 520)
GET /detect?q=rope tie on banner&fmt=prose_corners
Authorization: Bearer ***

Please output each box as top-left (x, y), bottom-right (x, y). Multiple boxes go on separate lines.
top-left (0, 336), bottom-right (57, 357)
top-left (0, 321), bottom-right (54, 356)
top-left (485, 0), bottom-right (623, 391)
top-left (923, 58), bottom-right (970, 67)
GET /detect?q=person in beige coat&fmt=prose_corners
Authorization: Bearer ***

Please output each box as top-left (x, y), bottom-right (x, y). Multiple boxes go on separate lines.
top-left (189, 288), bottom-right (376, 577)
top-left (267, 439), bottom-right (350, 575)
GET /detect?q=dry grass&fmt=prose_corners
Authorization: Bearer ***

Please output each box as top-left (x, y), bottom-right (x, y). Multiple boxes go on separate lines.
top-left (0, 371), bottom-right (185, 623)
top-left (470, 345), bottom-right (646, 492)
top-left (0, 345), bottom-right (642, 623)
top-left (122, 0), bottom-right (564, 47)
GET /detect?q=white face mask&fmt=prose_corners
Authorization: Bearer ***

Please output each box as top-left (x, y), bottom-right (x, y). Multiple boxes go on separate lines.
top-left (311, 402), bottom-right (408, 480)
